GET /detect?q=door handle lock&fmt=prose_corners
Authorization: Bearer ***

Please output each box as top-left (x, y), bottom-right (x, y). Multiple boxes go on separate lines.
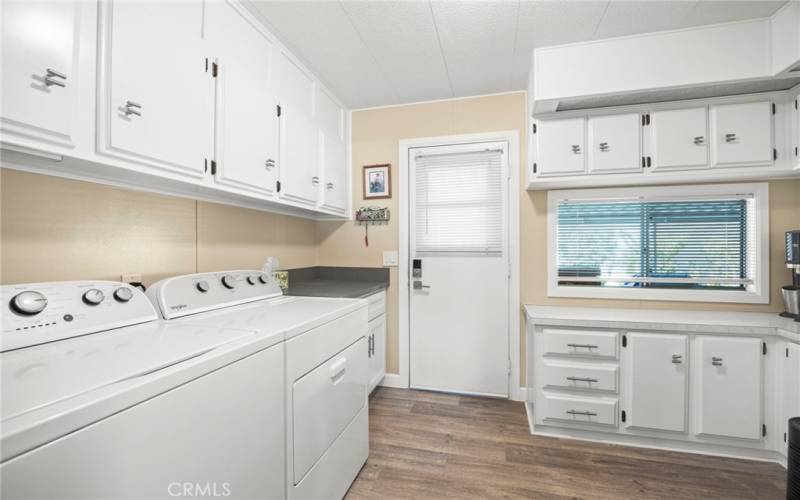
top-left (413, 281), bottom-right (430, 290)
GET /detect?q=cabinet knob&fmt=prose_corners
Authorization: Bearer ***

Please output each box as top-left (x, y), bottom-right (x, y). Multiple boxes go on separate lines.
top-left (327, 182), bottom-right (334, 190)
top-left (599, 142), bottom-right (609, 152)
top-left (724, 133), bottom-right (737, 143)
top-left (124, 101), bottom-right (142, 117)
top-left (44, 68), bottom-right (67, 87)
top-left (671, 354), bottom-right (683, 364)
top-left (571, 144), bottom-right (581, 154)
top-left (693, 136), bottom-right (705, 145)
top-left (265, 159), bottom-right (274, 170)
top-left (311, 176), bottom-right (320, 185)
top-left (711, 356), bottom-right (723, 366)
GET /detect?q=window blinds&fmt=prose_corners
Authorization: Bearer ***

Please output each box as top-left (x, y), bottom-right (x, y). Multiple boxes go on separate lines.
top-left (414, 149), bottom-right (503, 254)
top-left (556, 197), bottom-right (754, 289)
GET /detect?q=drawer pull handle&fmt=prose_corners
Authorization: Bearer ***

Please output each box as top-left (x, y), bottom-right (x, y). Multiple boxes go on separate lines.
top-left (566, 410), bottom-right (597, 417)
top-left (567, 343), bottom-right (598, 349)
top-left (330, 357), bottom-right (347, 384)
top-left (566, 376), bottom-right (598, 383)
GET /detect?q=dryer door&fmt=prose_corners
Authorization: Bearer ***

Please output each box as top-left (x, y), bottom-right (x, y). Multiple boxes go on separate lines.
top-left (292, 337), bottom-right (367, 484)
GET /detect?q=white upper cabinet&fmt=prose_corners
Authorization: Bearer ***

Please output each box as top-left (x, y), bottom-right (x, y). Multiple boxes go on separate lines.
top-left (533, 118), bottom-right (585, 177)
top-left (793, 94), bottom-right (800, 166)
top-left (710, 101), bottom-right (774, 168)
top-left (694, 336), bottom-right (762, 441)
top-left (98, 0), bottom-right (211, 179)
top-left (317, 88), bottom-right (347, 214)
top-left (1, 1), bottom-right (80, 148)
top-left (587, 113), bottom-right (642, 174)
top-left (278, 53), bottom-right (319, 207)
top-left (206, 1), bottom-right (278, 197)
top-left (649, 107), bottom-right (709, 171)
top-left (623, 333), bottom-right (687, 433)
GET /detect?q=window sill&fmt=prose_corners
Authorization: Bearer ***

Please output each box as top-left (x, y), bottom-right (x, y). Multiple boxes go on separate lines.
top-left (547, 284), bottom-right (769, 304)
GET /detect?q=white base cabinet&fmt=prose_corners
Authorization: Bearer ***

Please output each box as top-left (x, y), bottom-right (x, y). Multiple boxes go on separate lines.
top-left (366, 291), bottom-right (387, 393)
top-left (528, 318), bottom-right (789, 463)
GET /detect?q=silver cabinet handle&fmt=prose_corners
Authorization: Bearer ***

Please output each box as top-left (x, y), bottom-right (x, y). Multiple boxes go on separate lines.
top-left (599, 142), bottom-right (609, 152)
top-left (311, 176), bottom-right (320, 185)
top-left (566, 376), bottom-right (598, 383)
top-left (124, 101), bottom-right (142, 116)
top-left (712, 356), bottom-right (723, 366)
top-left (566, 410), bottom-right (597, 416)
top-left (567, 343), bottom-right (598, 349)
top-left (265, 159), bottom-right (275, 170)
top-left (725, 133), bottom-right (737, 143)
top-left (571, 145), bottom-right (581, 154)
top-left (693, 136), bottom-right (705, 145)
top-left (45, 68), bottom-right (67, 87)
top-left (672, 354), bottom-right (683, 364)
top-left (326, 182), bottom-right (334, 190)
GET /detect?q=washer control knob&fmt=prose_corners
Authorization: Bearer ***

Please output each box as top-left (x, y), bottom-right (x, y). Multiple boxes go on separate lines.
top-left (196, 280), bottom-right (210, 293)
top-left (82, 289), bottom-right (105, 306)
top-left (10, 291), bottom-right (48, 315)
top-left (221, 275), bottom-right (237, 289)
top-left (247, 275), bottom-right (259, 285)
top-left (259, 274), bottom-right (269, 284)
top-left (113, 287), bottom-right (134, 303)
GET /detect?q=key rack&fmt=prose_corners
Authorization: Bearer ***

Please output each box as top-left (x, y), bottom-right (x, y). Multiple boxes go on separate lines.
top-left (355, 207), bottom-right (390, 247)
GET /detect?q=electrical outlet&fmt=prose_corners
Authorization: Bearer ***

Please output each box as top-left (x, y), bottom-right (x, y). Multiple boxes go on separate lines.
top-left (383, 251), bottom-right (398, 267)
top-left (120, 273), bottom-right (142, 284)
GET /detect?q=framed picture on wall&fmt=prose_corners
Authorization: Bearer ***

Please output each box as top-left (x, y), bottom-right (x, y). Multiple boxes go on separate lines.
top-left (363, 164), bottom-right (392, 199)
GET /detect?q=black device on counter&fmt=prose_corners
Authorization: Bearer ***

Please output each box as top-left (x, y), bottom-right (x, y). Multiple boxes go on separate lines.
top-left (782, 230), bottom-right (800, 320)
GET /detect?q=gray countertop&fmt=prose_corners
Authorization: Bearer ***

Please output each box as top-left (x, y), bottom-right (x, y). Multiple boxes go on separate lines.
top-left (284, 266), bottom-right (389, 299)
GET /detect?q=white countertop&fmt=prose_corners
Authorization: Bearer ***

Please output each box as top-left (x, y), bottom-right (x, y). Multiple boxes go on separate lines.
top-left (524, 305), bottom-right (800, 342)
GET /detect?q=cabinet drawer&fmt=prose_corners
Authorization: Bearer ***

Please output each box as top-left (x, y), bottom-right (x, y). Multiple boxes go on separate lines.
top-left (366, 291), bottom-right (385, 320)
top-left (542, 328), bottom-right (618, 359)
top-left (542, 360), bottom-right (618, 392)
top-left (542, 394), bottom-right (618, 427)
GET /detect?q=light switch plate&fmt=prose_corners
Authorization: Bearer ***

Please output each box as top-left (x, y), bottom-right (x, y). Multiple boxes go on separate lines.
top-left (383, 251), bottom-right (398, 267)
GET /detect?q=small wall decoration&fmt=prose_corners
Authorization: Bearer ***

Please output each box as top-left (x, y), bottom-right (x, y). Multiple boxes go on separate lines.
top-left (355, 207), bottom-right (390, 247)
top-left (363, 164), bottom-right (392, 199)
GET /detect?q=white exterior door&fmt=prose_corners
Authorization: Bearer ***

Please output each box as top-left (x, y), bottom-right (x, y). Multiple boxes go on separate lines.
top-left (588, 113), bottom-right (642, 174)
top-left (409, 142), bottom-right (510, 397)
top-left (207, 1), bottom-right (277, 196)
top-left (694, 336), bottom-right (762, 440)
top-left (534, 118), bottom-right (585, 176)
top-left (101, 0), bottom-right (211, 179)
top-left (710, 101), bottom-right (773, 167)
top-left (623, 333), bottom-right (687, 432)
top-left (1, 1), bottom-right (80, 147)
top-left (650, 107), bottom-right (709, 171)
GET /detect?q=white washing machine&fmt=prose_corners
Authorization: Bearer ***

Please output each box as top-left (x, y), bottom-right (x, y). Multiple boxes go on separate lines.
top-left (147, 270), bottom-right (370, 500)
top-left (0, 280), bottom-right (285, 499)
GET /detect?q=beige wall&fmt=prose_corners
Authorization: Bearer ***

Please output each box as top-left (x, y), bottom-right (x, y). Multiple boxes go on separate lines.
top-left (316, 92), bottom-right (529, 374)
top-left (0, 169), bottom-right (318, 285)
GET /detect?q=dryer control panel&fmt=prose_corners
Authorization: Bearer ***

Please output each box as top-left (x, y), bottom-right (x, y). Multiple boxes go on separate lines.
top-left (147, 270), bottom-right (282, 319)
top-left (1, 281), bottom-right (157, 352)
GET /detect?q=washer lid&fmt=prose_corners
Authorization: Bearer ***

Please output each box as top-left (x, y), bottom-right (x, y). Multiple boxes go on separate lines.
top-left (1, 321), bottom-right (256, 422)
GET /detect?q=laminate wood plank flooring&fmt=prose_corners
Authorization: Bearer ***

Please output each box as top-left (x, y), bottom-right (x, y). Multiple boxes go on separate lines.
top-left (345, 387), bottom-right (786, 500)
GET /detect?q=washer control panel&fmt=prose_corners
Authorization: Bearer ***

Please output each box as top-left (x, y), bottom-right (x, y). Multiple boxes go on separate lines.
top-left (2, 281), bottom-right (158, 352)
top-left (148, 270), bottom-right (282, 319)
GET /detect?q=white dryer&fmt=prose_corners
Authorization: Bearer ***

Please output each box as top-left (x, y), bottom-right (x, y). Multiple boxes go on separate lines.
top-left (0, 281), bottom-right (285, 499)
top-left (147, 270), bottom-right (370, 500)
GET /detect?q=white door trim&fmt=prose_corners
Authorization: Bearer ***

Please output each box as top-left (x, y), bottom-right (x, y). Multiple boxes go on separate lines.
top-left (391, 130), bottom-right (522, 401)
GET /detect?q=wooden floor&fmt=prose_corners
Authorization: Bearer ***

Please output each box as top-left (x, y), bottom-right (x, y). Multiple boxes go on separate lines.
top-left (345, 388), bottom-right (786, 500)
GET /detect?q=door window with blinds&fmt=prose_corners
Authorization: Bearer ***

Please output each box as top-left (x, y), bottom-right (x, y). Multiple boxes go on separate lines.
top-left (413, 147), bottom-right (506, 254)
top-left (547, 183), bottom-right (769, 303)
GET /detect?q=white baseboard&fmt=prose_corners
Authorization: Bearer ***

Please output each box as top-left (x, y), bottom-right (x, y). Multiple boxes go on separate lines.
top-left (378, 373), bottom-right (407, 389)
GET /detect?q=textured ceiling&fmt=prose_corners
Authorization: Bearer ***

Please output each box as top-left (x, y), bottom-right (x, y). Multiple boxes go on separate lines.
top-left (247, 0), bottom-right (788, 109)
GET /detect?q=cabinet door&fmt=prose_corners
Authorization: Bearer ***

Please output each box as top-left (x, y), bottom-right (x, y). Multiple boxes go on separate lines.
top-left (588, 113), bottom-right (642, 174)
top-left (534, 118), bottom-right (586, 176)
top-left (623, 333), bottom-right (687, 432)
top-left (100, 1), bottom-right (210, 179)
top-left (317, 88), bottom-right (347, 214)
top-left (650, 107), bottom-right (709, 171)
top-left (781, 343), bottom-right (800, 456)
top-left (206, 2), bottom-right (277, 196)
top-left (368, 314), bottom-right (386, 393)
top-left (794, 95), bottom-right (800, 166)
top-left (1, 1), bottom-right (80, 147)
top-left (278, 53), bottom-right (318, 206)
top-left (694, 336), bottom-right (762, 440)
top-left (710, 101), bottom-right (773, 167)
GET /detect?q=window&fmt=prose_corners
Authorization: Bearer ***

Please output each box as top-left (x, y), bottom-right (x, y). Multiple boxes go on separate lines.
top-left (548, 183), bottom-right (769, 303)
top-left (413, 148), bottom-right (505, 254)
